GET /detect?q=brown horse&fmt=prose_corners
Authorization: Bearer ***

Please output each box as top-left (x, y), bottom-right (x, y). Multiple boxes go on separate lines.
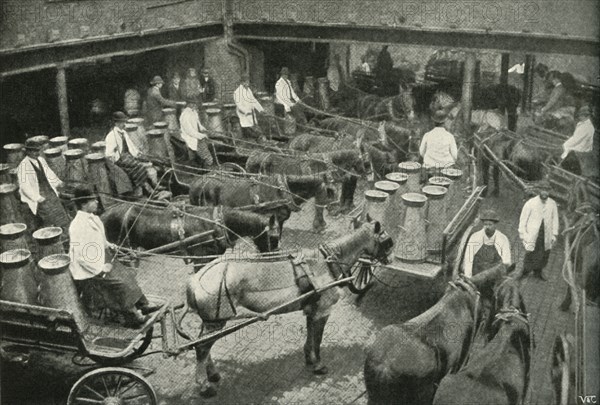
top-left (433, 277), bottom-right (533, 405)
top-left (334, 83), bottom-right (416, 121)
top-left (186, 220), bottom-right (393, 397)
top-left (364, 264), bottom-right (509, 404)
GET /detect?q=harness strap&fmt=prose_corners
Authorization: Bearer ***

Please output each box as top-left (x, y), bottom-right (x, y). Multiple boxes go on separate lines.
top-left (215, 262), bottom-right (237, 319)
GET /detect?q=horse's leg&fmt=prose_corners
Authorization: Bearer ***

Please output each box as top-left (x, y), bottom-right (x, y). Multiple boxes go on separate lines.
top-left (313, 204), bottom-right (326, 233)
top-left (304, 315), bottom-right (317, 367)
top-left (195, 320), bottom-right (225, 397)
top-left (310, 315), bottom-right (330, 375)
top-left (492, 164), bottom-right (500, 196)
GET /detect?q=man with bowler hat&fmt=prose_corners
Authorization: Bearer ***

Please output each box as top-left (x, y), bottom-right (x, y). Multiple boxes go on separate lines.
top-left (145, 75), bottom-right (177, 125)
top-left (234, 74), bottom-right (265, 140)
top-left (17, 137), bottom-right (70, 231)
top-left (69, 187), bottom-right (160, 327)
top-left (463, 209), bottom-right (512, 278)
top-left (518, 180), bottom-right (559, 280)
top-left (179, 97), bottom-right (214, 168)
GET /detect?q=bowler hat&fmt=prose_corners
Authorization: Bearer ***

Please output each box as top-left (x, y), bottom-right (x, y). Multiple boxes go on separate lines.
top-left (432, 109), bottom-right (448, 123)
top-left (112, 111), bottom-right (129, 122)
top-left (72, 186), bottom-right (97, 203)
top-left (150, 75), bottom-right (164, 85)
top-left (280, 67), bottom-right (290, 76)
top-left (479, 209), bottom-right (499, 222)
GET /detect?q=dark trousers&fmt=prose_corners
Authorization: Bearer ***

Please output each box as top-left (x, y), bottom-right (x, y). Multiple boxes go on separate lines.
top-left (523, 224), bottom-right (551, 275)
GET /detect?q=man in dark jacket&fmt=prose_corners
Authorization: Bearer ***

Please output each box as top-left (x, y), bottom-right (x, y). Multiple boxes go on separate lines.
top-left (145, 75), bottom-right (177, 126)
top-left (200, 68), bottom-right (216, 102)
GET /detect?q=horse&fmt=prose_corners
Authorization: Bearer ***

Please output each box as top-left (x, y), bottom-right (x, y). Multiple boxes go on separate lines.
top-left (186, 219), bottom-right (394, 397)
top-left (100, 202), bottom-right (281, 265)
top-left (363, 263), bottom-right (510, 405)
top-left (188, 172), bottom-right (336, 233)
top-left (335, 83), bottom-right (416, 122)
top-left (433, 277), bottom-right (533, 405)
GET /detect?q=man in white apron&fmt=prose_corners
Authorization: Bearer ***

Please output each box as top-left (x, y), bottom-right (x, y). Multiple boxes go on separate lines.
top-left (234, 74), bottom-right (265, 140)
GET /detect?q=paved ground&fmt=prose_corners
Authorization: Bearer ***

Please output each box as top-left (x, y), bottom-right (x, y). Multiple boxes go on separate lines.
top-left (1, 173), bottom-right (579, 404)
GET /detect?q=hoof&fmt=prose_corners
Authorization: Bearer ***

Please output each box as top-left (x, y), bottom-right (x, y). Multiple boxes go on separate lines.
top-left (312, 364), bottom-right (328, 375)
top-left (199, 382), bottom-right (218, 398)
top-left (207, 372), bottom-right (221, 383)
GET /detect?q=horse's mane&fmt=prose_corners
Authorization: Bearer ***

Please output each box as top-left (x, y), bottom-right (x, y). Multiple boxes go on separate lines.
top-left (324, 223), bottom-right (371, 258)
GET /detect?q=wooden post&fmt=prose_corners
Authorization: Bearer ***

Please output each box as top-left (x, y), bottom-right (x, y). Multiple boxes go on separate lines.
top-left (527, 55), bottom-right (536, 112)
top-left (461, 53), bottom-right (476, 147)
top-left (56, 66), bottom-right (71, 138)
top-left (522, 55), bottom-right (534, 112)
top-left (500, 53), bottom-right (509, 86)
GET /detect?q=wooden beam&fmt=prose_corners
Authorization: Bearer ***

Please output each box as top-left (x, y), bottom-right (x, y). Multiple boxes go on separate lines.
top-left (56, 66), bottom-right (70, 138)
top-left (461, 52), bottom-right (476, 146)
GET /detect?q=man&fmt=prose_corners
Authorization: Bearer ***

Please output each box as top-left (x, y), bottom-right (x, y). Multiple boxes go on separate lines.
top-left (463, 210), bottom-right (511, 278)
top-left (69, 187), bottom-right (159, 327)
top-left (167, 72), bottom-right (182, 101)
top-left (274, 67), bottom-right (303, 122)
top-left (419, 110), bottom-right (458, 177)
top-left (518, 180), bottom-right (559, 280)
top-left (145, 75), bottom-right (177, 125)
top-left (180, 68), bottom-right (202, 104)
top-left (105, 111), bottom-right (160, 196)
top-left (327, 54), bottom-right (341, 93)
top-left (199, 68), bottom-right (216, 102)
top-left (234, 74), bottom-right (265, 140)
top-left (179, 97), bottom-right (214, 168)
top-left (536, 71), bottom-right (575, 123)
top-left (561, 106), bottom-right (594, 167)
top-left (17, 137), bottom-right (70, 231)
top-left (374, 45), bottom-right (394, 90)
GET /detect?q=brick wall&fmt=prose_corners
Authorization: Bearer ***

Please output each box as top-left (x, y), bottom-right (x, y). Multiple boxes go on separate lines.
top-left (204, 38), bottom-right (245, 103)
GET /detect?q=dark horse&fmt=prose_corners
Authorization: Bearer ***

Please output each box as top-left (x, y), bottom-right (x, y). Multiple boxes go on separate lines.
top-left (433, 277), bottom-right (533, 405)
top-left (101, 202), bottom-right (281, 265)
top-left (186, 219), bottom-right (393, 397)
top-left (188, 172), bottom-right (335, 232)
top-left (364, 263), bottom-right (510, 404)
top-left (334, 83), bottom-right (416, 121)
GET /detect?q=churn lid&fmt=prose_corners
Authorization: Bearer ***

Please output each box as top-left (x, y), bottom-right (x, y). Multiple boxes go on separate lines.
top-left (4, 143), bottom-right (24, 152)
top-left (38, 254), bottom-right (71, 275)
top-left (0, 249), bottom-right (31, 268)
top-left (203, 102), bottom-right (219, 108)
top-left (441, 168), bottom-right (463, 179)
top-left (91, 141), bottom-right (106, 150)
top-left (205, 108), bottom-right (222, 114)
top-left (385, 172), bottom-right (408, 184)
top-left (43, 147), bottom-right (62, 158)
top-left (68, 138), bottom-right (88, 149)
top-left (64, 149), bottom-right (85, 160)
top-left (401, 192), bottom-right (428, 207)
top-left (153, 121), bottom-right (168, 129)
top-left (429, 176), bottom-right (452, 188)
top-left (128, 117), bottom-right (144, 124)
top-left (222, 103), bottom-right (236, 109)
top-left (0, 163), bottom-right (10, 174)
top-left (398, 161), bottom-right (422, 173)
top-left (162, 108), bottom-right (176, 114)
top-left (375, 181), bottom-right (400, 195)
top-left (364, 190), bottom-right (388, 202)
top-left (49, 136), bottom-right (69, 146)
top-left (29, 135), bottom-right (49, 145)
top-left (0, 183), bottom-right (18, 194)
top-left (422, 185), bottom-right (447, 200)
top-left (125, 123), bottom-right (138, 131)
top-left (176, 101), bottom-right (187, 108)
top-left (0, 223), bottom-right (27, 237)
top-left (147, 129), bottom-right (164, 137)
top-left (33, 227), bottom-right (63, 244)
top-left (85, 152), bottom-right (105, 162)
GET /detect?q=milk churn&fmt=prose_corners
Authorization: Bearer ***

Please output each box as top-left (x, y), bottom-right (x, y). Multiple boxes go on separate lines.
top-left (162, 108), bottom-right (179, 133)
top-left (146, 129), bottom-right (169, 159)
top-left (0, 184), bottom-right (24, 226)
top-left (222, 103), bottom-right (237, 119)
top-left (441, 168), bottom-right (463, 219)
top-left (153, 121), bottom-right (168, 131)
top-left (385, 172), bottom-right (409, 197)
top-left (0, 223), bottom-right (28, 253)
top-left (3, 143), bottom-right (25, 169)
top-left (153, 122), bottom-right (175, 162)
top-left (91, 141), bottom-right (106, 154)
top-left (317, 77), bottom-right (330, 111)
top-left (260, 96), bottom-right (274, 116)
top-left (32, 227), bottom-right (64, 264)
top-left (68, 138), bottom-right (90, 154)
top-left (85, 153), bottom-right (112, 208)
top-left (0, 249), bottom-right (38, 304)
top-left (29, 136), bottom-right (50, 152)
top-left (127, 117), bottom-right (148, 154)
top-left (422, 185), bottom-right (449, 254)
top-left (374, 181), bottom-right (400, 234)
top-left (363, 190), bottom-right (388, 224)
top-left (398, 162), bottom-right (422, 193)
top-left (0, 164), bottom-right (11, 184)
top-left (37, 254), bottom-right (88, 328)
top-left (49, 136), bottom-right (69, 152)
top-left (43, 147), bottom-right (66, 181)
top-left (394, 193), bottom-right (428, 262)
top-left (206, 108), bottom-right (224, 135)
top-left (63, 149), bottom-right (88, 189)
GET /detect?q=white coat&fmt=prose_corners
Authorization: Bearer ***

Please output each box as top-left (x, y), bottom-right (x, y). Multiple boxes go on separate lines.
top-left (234, 84), bottom-right (264, 128)
top-left (518, 196), bottom-right (559, 251)
top-left (69, 210), bottom-right (108, 280)
top-left (179, 107), bottom-right (208, 151)
top-left (105, 126), bottom-right (141, 162)
top-left (275, 77), bottom-right (300, 112)
top-left (16, 156), bottom-right (62, 215)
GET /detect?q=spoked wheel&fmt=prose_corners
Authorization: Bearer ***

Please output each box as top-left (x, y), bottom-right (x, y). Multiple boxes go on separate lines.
top-left (68, 367), bottom-right (157, 405)
top-left (88, 329), bottom-right (153, 366)
top-left (219, 162), bottom-right (246, 174)
top-left (348, 259), bottom-right (375, 294)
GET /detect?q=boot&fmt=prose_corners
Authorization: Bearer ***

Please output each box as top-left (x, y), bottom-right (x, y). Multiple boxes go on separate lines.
top-left (123, 309), bottom-right (149, 328)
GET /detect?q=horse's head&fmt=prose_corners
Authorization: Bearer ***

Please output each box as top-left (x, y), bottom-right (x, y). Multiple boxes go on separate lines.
top-left (398, 84), bottom-right (416, 121)
top-left (362, 215), bottom-right (394, 264)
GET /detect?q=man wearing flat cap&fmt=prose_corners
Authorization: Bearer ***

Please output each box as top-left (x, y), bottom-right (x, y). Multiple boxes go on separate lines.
top-left (179, 97), bottom-right (214, 168)
top-left (419, 110), bottom-right (458, 177)
top-left (145, 75), bottom-right (177, 125)
top-left (274, 67), bottom-right (305, 123)
top-left (234, 74), bottom-right (265, 140)
top-left (518, 180), bottom-right (559, 280)
top-left (463, 209), bottom-right (511, 278)
top-left (17, 137), bottom-right (70, 230)
top-left (68, 187), bottom-right (160, 327)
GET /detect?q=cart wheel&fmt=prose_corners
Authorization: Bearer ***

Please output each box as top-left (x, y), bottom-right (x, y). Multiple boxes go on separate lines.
top-left (88, 329), bottom-right (153, 366)
top-left (348, 260), bottom-right (375, 294)
top-left (219, 162), bottom-right (246, 174)
top-left (68, 367), bottom-right (157, 405)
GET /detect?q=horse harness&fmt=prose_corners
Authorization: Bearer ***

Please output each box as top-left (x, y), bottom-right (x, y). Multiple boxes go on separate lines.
top-left (448, 276), bottom-right (482, 372)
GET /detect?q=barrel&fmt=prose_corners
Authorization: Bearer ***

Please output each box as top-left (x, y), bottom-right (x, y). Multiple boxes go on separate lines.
top-left (146, 129), bottom-right (169, 159)
top-left (303, 76), bottom-right (316, 99)
top-left (162, 108), bottom-right (179, 133)
top-left (205, 108), bottom-right (224, 134)
top-left (127, 117), bottom-right (148, 154)
top-left (375, 180), bottom-right (400, 235)
top-left (0, 164), bottom-right (11, 184)
top-left (394, 193), bottom-right (428, 262)
top-left (0, 223), bottom-right (28, 253)
top-left (68, 138), bottom-right (89, 154)
top-left (91, 141), bottom-right (106, 154)
top-left (363, 190), bottom-right (388, 224)
top-left (85, 153), bottom-right (113, 208)
top-left (441, 168), bottom-right (464, 219)
top-left (0, 184), bottom-right (24, 226)
top-left (63, 149), bottom-right (88, 187)
top-left (398, 162), bottom-right (422, 193)
top-left (0, 249), bottom-right (38, 304)
top-left (422, 185), bottom-right (449, 254)
top-left (49, 136), bottom-right (69, 152)
top-left (317, 77), bottom-right (330, 111)
top-left (37, 254), bottom-right (88, 328)
top-left (43, 147), bottom-right (66, 181)
top-left (4, 144), bottom-right (25, 169)
top-left (32, 227), bottom-right (64, 263)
